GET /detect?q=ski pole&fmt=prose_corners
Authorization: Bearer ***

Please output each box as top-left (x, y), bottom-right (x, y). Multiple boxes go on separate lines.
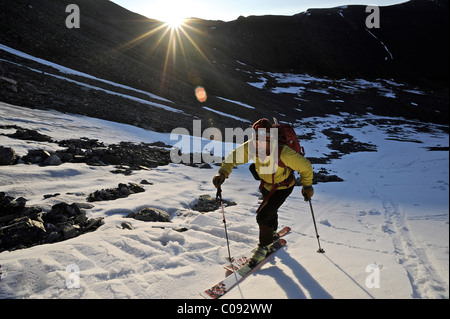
top-left (217, 187), bottom-right (233, 262)
top-left (307, 199), bottom-right (325, 253)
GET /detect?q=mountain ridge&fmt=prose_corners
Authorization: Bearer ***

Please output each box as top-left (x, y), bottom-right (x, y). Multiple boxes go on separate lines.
top-left (0, 0), bottom-right (448, 132)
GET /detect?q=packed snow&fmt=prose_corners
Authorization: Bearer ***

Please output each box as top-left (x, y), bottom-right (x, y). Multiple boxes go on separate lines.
top-left (0, 101), bottom-right (448, 299)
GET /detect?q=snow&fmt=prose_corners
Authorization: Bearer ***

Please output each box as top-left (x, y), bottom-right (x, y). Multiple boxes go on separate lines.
top-left (0, 57), bottom-right (183, 114)
top-left (216, 97), bottom-right (255, 109)
top-left (247, 76), bottom-right (267, 89)
top-left (0, 101), bottom-right (448, 299)
top-left (0, 44), bottom-right (172, 103)
top-left (258, 72), bottom-right (402, 100)
top-left (365, 29), bottom-right (394, 61)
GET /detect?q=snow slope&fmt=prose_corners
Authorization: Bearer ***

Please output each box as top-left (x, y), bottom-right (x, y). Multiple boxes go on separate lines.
top-left (0, 101), bottom-right (448, 299)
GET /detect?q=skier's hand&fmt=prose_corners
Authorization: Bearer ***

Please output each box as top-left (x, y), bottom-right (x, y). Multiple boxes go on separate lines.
top-left (302, 185), bottom-right (314, 201)
top-left (212, 173), bottom-right (226, 189)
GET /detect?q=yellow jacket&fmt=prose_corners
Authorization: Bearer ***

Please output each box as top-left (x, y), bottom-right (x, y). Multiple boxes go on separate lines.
top-left (218, 140), bottom-right (313, 191)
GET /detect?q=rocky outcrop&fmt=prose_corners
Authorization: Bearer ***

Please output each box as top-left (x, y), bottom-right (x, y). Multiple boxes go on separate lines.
top-left (6, 127), bottom-right (54, 143)
top-left (87, 183), bottom-right (145, 202)
top-left (0, 193), bottom-right (104, 252)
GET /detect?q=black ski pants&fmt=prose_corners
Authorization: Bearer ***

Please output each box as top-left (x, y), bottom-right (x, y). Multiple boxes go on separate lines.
top-left (256, 186), bottom-right (294, 246)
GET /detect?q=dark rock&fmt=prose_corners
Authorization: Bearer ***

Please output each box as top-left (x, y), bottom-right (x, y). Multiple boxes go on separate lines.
top-left (87, 183), bottom-right (145, 202)
top-left (121, 221), bottom-right (134, 230)
top-left (0, 194), bottom-right (104, 252)
top-left (0, 217), bottom-right (47, 249)
top-left (62, 224), bottom-right (79, 240)
top-left (44, 231), bottom-right (61, 243)
top-left (54, 140), bottom-right (174, 172)
top-left (6, 128), bottom-right (53, 143)
top-left (42, 154), bottom-right (62, 166)
top-left (58, 138), bottom-right (105, 149)
top-left (126, 207), bottom-right (171, 222)
top-left (297, 168), bottom-right (344, 185)
top-left (43, 193), bottom-right (60, 199)
top-left (193, 194), bottom-right (237, 212)
top-left (111, 166), bottom-right (133, 175)
top-left (0, 146), bottom-right (19, 165)
top-left (85, 217), bottom-right (104, 231)
top-left (22, 149), bottom-right (51, 165)
top-left (43, 202), bottom-right (84, 225)
top-left (0, 193), bottom-right (41, 222)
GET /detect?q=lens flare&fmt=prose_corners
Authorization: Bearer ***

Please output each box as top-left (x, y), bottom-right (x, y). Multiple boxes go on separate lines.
top-left (195, 86), bottom-right (207, 103)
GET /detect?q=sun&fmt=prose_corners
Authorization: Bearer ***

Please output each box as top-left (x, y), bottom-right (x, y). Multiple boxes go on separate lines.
top-left (163, 15), bottom-right (186, 29)
top-left (120, 8), bottom-right (215, 92)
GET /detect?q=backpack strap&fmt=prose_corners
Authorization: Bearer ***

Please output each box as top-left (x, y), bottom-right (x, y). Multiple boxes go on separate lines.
top-left (256, 170), bottom-right (294, 213)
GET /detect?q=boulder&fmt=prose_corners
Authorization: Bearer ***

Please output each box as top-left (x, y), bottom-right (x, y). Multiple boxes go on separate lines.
top-left (0, 146), bottom-right (19, 165)
top-left (87, 183), bottom-right (145, 202)
top-left (42, 154), bottom-right (62, 166)
top-left (43, 202), bottom-right (86, 225)
top-left (0, 194), bottom-right (103, 252)
top-left (126, 207), bottom-right (171, 222)
top-left (7, 128), bottom-right (53, 142)
top-left (84, 217), bottom-right (104, 231)
top-left (0, 217), bottom-right (47, 249)
top-left (193, 194), bottom-right (237, 212)
top-left (22, 149), bottom-right (51, 165)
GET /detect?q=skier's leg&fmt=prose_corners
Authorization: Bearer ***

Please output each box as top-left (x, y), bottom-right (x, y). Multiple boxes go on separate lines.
top-left (258, 223), bottom-right (274, 247)
top-left (252, 186), bottom-right (294, 264)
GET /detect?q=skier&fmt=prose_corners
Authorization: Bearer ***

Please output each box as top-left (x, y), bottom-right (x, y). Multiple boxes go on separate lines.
top-left (213, 118), bottom-right (314, 265)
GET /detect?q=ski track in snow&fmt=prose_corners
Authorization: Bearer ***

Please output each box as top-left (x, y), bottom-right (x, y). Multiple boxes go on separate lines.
top-left (381, 200), bottom-right (448, 298)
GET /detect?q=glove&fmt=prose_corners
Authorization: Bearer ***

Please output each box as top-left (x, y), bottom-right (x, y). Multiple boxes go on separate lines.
top-left (212, 173), bottom-right (226, 189)
top-left (302, 185), bottom-right (314, 201)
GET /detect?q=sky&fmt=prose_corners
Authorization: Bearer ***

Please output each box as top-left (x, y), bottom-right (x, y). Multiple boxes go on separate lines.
top-left (110, 0), bottom-right (409, 23)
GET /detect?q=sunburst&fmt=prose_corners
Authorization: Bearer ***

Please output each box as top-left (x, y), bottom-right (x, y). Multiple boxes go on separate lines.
top-left (164, 16), bottom-right (186, 30)
top-left (119, 13), bottom-right (214, 97)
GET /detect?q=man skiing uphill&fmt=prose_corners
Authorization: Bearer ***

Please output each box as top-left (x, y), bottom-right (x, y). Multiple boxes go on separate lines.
top-left (212, 118), bottom-right (314, 266)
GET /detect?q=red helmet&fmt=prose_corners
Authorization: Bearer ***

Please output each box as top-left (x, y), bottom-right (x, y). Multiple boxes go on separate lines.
top-left (252, 118), bottom-right (273, 141)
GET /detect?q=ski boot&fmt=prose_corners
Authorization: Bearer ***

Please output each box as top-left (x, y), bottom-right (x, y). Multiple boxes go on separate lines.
top-left (249, 243), bottom-right (270, 267)
top-left (273, 231), bottom-right (280, 241)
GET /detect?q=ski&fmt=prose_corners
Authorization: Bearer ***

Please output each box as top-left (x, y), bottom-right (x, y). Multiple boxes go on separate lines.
top-left (223, 226), bottom-right (291, 273)
top-left (200, 238), bottom-right (287, 299)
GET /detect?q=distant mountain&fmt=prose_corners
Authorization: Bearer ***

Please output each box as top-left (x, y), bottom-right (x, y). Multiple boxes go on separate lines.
top-left (0, 0), bottom-right (448, 132)
top-left (218, 0), bottom-right (449, 81)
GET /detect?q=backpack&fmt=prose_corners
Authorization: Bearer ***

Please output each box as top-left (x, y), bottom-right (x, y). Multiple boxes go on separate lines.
top-left (272, 118), bottom-right (305, 168)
